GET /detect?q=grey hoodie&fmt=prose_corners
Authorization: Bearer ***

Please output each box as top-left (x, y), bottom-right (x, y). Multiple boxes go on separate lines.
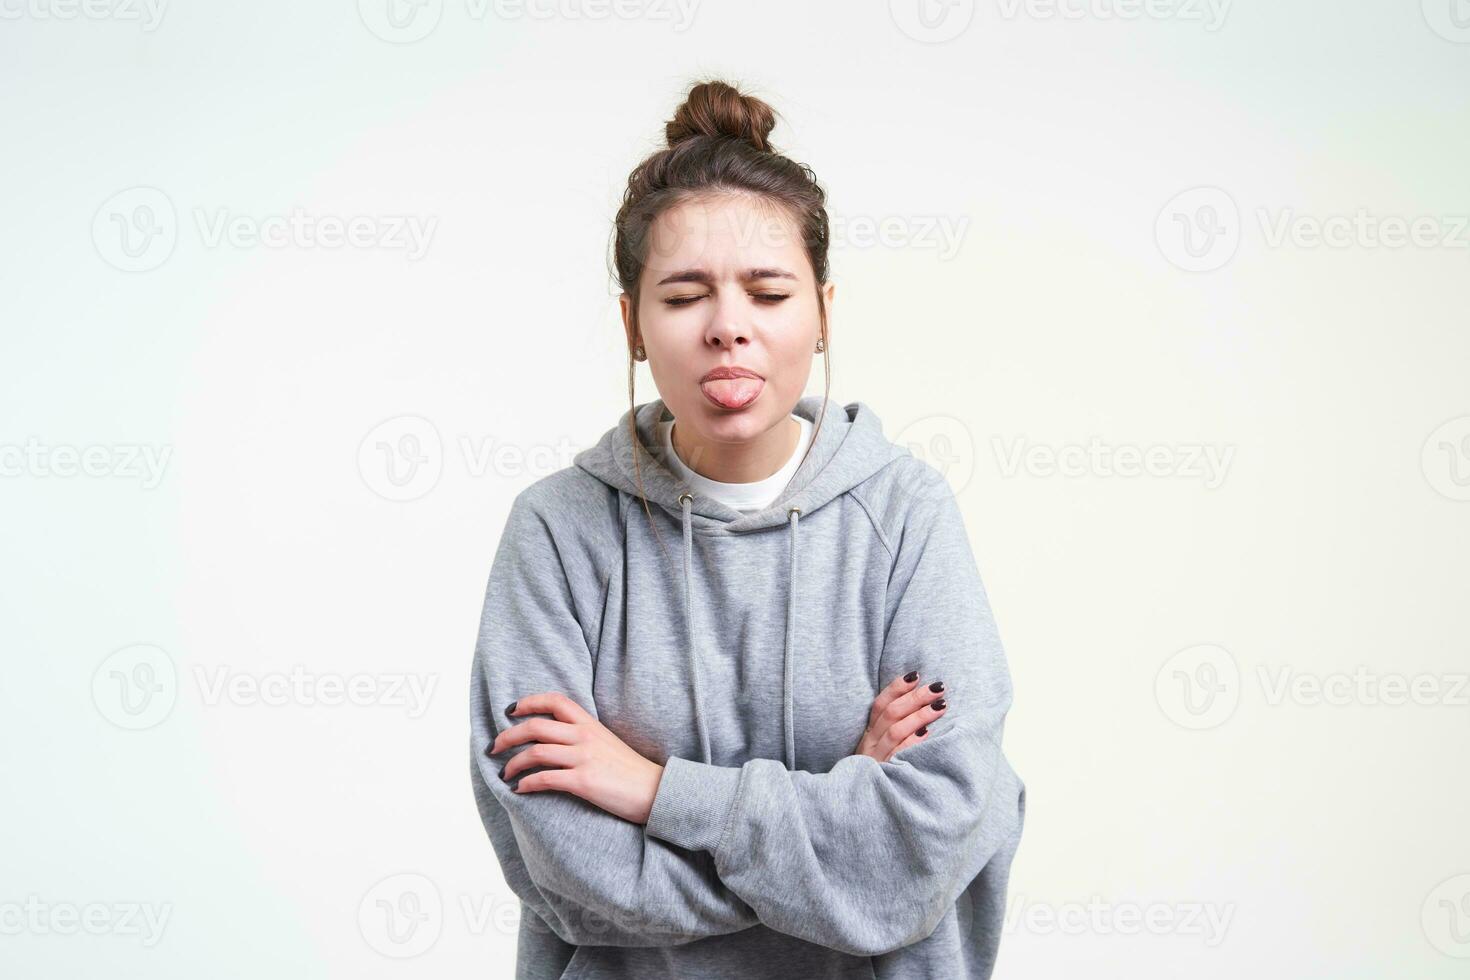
top-left (470, 394), bottom-right (1026, 980)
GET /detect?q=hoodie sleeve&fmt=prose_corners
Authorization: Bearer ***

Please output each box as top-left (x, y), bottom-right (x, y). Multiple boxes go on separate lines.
top-left (641, 469), bottom-right (1025, 957)
top-left (469, 491), bottom-right (762, 947)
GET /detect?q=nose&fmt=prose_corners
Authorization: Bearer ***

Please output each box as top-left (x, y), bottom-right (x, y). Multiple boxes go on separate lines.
top-left (704, 315), bottom-right (750, 351)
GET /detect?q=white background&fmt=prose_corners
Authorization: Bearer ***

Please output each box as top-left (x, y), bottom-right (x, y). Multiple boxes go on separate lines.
top-left (2, 1), bottom-right (1468, 977)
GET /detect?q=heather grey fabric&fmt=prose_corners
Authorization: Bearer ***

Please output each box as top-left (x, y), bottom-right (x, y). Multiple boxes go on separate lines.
top-left (469, 394), bottom-right (1026, 980)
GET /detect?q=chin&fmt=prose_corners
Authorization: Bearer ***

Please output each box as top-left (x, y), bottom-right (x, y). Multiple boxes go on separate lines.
top-left (690, 400), bottom-right (776, 442)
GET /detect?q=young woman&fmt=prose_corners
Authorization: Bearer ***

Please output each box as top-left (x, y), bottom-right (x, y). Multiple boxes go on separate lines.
top-left (470, 79), bottom-right (1026, 980)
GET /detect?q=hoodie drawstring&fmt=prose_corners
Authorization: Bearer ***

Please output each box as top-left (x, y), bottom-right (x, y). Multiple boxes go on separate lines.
top-left (782, 504), bottom-right (800, 771)
top-left (679, 492), bottom-right (800, 771)
top-left (679, 492), bottom-right (712, 766)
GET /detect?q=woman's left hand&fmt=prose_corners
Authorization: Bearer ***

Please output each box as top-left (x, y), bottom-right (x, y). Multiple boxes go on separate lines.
top-left (489, 691), bottom-right (665, 825)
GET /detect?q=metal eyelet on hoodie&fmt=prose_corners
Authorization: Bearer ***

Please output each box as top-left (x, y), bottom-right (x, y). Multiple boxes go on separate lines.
top-left (679, 491), bottom-right (803, 771)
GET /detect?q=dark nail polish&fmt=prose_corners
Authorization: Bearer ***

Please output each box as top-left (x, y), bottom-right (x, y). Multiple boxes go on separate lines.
top-left (505, 701), bottom-right (518, 716)
top-left (932, 698), bottom-right (947, 711)
top-left (498, 765), bottom-right (507, 780)
top-left (929, 681), bottom-right (944, 693)
top-left (903, 670), bottom-right (918, 683)
top-left (916, 724), bottom-right (929, 736)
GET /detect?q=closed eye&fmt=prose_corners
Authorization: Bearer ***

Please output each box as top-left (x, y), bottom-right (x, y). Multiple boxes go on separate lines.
top-left (664, 293), bottom-right (791, 307)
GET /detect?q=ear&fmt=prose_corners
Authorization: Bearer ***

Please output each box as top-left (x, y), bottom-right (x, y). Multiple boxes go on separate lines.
top-left (820, 280), bottom-right (835, 336)
top-left (619, 293), bottom-right (638, 352)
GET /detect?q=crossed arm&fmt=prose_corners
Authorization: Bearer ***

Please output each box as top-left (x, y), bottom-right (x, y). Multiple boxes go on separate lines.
top-left (469, 482), bottom-right (1020, 955)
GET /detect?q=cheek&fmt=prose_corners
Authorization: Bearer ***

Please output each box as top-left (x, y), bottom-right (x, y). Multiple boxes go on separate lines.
top-left (637, 303), bottom-right (691, 352)
top-left (769, 298), bottom-right (819, 351)
top-left (636, 296), bottom-right (666, 333)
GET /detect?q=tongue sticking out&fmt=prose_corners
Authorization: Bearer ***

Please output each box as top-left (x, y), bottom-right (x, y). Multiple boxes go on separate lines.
top-left (701, 377), bottom-right (763, 409)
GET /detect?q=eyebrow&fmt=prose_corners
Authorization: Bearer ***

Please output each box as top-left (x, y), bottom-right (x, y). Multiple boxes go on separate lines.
top-left (655, 267), bottom-right (798, 286)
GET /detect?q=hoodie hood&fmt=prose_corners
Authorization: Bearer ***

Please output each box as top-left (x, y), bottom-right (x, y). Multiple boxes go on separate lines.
top-left (573, 394), bottom-right (907, 770)
top-left (573, 394), bottom-right (904, 532)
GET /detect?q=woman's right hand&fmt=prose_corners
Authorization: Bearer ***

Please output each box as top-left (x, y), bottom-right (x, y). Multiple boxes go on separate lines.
top-left (852, 670), bottom-right (948, 762)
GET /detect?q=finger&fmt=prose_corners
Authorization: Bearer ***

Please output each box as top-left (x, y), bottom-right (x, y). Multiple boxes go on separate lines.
top-left (505, 691), bottom-right (593, 725)
top-left (868, 669), bottom-right (921, 726)
top-left (885, 722), bottom-right (935, 761)
top-left (491, 717), bottom-right (580, 755)
top-left (502, 742), bottom-right (582, 781)
top-left (874, 696), bottom-right (947, 757)
top-left (513, 766), bottom-right (584, 796)
top-left (858, 675), bottom-right (936, 757)
top-left (873, 677), bottom-right (945, 735)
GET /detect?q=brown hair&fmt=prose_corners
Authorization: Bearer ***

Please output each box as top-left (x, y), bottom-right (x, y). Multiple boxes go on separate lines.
top-left (611, 77), bottom-right (833, 533)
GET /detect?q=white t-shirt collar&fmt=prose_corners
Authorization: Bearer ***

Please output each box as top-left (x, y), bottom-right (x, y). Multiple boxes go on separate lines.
top-left (657, 413), bottom-right (814, 514)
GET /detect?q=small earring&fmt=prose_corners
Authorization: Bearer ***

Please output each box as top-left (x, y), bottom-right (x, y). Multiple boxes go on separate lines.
top-left (814, 337), bottom-right (825, 353)
top-left (633, 345), bottom-right (646, 361)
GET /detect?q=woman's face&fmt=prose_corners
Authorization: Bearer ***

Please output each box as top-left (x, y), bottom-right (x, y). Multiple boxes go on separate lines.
top-left (621, 193), bottom-right (834, 446)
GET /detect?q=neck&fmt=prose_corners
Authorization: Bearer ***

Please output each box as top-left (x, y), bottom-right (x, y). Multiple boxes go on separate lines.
top-left (671, 414), bottom-right (800, 484)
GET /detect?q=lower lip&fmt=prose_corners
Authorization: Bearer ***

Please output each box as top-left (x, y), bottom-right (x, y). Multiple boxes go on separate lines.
top-left (700, 376), bottom-right (764, 410)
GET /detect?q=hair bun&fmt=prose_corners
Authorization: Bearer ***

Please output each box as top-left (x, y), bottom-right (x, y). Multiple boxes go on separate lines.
top-left (665, 79), bottom-right (778, 153)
